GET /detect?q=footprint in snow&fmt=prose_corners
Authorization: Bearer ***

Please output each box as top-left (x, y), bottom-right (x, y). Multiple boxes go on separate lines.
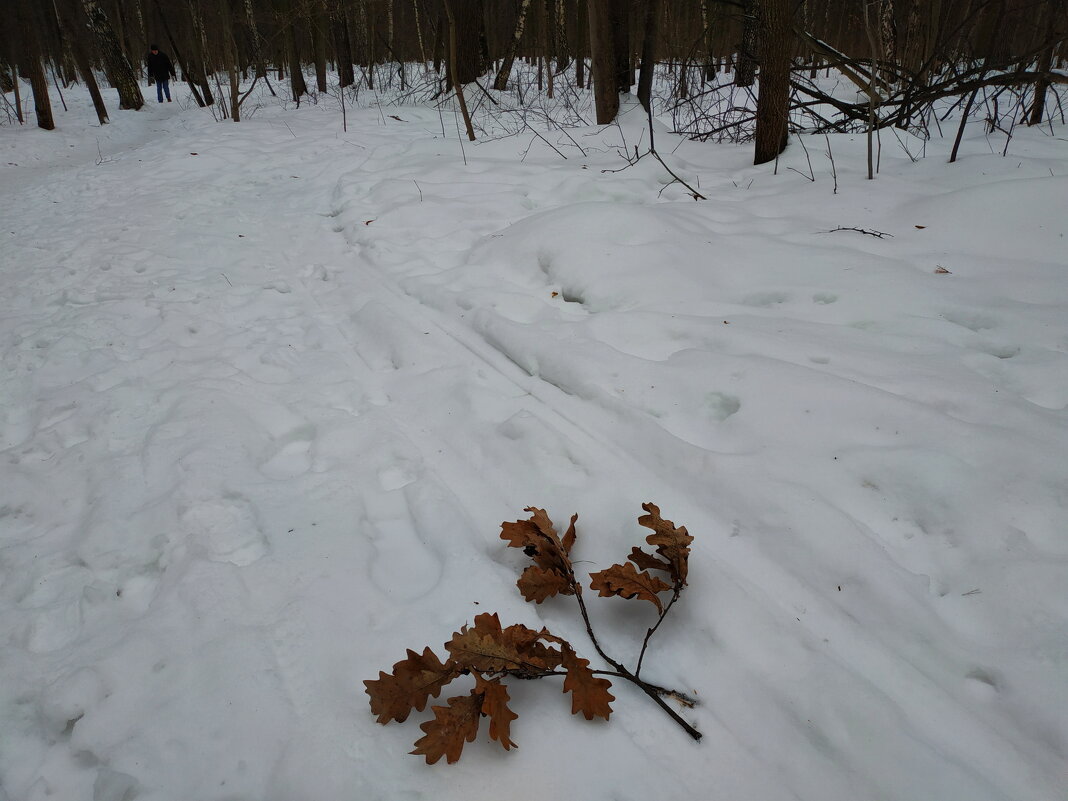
top-left (180, 494), bottom-right (268, 567)
top-left (362, 487), bottom-right (441, 602)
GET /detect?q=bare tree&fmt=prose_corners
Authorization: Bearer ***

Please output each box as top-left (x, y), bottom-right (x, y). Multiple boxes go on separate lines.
top-left (637, 0), bottom-right (661, 113)
top-left (53, 0), bottom-right (109, 124)
top-left (493, 0), bottom-right (534, 90)
top-left (81, 0), bottom-right (143, 109)
top-left (588, 0), bottom-right (624, 123)
top-left (16, 0), bottom-right (56, 129)
top-left (753, 0), bottom-right (792, 164)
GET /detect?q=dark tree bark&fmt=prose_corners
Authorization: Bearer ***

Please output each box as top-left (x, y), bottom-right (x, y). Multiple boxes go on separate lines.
top-left (53, 0), bottom-right (109, 123)
top-left (442, 0), bottom-right (475, 139)
top-left (442, 0), bottom-right (486, 85)
top-left (152, 0), bottom-right (207, 106)
top-left (575, 0), bottom-right (587, 88)
top-left (611, 0), bottom-right (632, 92)
top-left (284, 0), bottom-right (307, 101)
top-left (753, 0), bottom-right (791, 164)
top-left (16, 0), bottom-right (56, 129)
top-left (1029, 4), bottom-right (1061, 125)
top-left (736, 0), bottom-right (758, 87)
top-left (330, 0), bottom-right (354, 87)
top-left (636, 0), bottom-right (661, 112)
top-left (186, 0), bottom-right (215, 106)
top-left (588, 0), bottom-right (619, 122)
top-left (81, 0), bottom-right (143, 109)
top-left (312, 2), bottom-right (327, 92)
top-left (493, 0), bottom-right (533, 90)
top-left (243, 0), bottom-right (267, 79)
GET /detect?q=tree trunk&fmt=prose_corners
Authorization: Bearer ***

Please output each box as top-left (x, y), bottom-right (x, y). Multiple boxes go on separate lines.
top-left (442, 0), bottom-right (486, 85)
top-left (575, 0), bottom-right (587, 88)
top-left (493, 0), bottom-right (534, 90)
top-left (312, 3), bottom-right (328, 92)
top-left (432, 12), bottom-right (445, 74)
top-left (442, 0), bottom-right (476, 140)
top-left (244, 0), bottom-right (267, 79)
top-left (331, 1), bottom-right (355, 87)
top-left (18, 0), bottom-right (56, 130)
top-left (411, 0), bottom-right (427, 65)
top-left (0, 62), bottom-right (13, 94)
top-left (53, 0), bottom-right (109, 124)
top-left (588, 0), bottom-right (620, 122)
top-left (285, 0), bottom-right (308, 101)
top-left (12, 64), bottom-right (25, 123)
top-left (187, 0), bottom-right (215, 105)
top-left (555, 0), bottom-right (569, 70)
top-left (880, 0), bottom-right (897, 65)
top-left (611, 0), bottom-right (632, 93)
top-left (636, 0), bottom-right (661, 112)
top-left (81, 0), bottom-right (144, 109)
top-left (1029, 5), bottom-right (1060, 126)
top-left (753, 0), bottom-right (791, 164)
top-left (220, 0), bottom-right (241, 121)
top-left (736, 0), bottom-right (757, 87)
top-left (152, 0), bottom-right (206, 106)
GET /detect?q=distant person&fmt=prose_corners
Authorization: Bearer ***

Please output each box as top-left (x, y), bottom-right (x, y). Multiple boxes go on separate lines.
top-left (146, 44), bottom-right (176, 103)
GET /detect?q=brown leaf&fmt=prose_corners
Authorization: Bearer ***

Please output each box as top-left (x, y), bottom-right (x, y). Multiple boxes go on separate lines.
top-left (561, 514), bottom-right (577, 555)
top-left (589, 562), bottom-right (672, 612)
top-left (638, 503), bottom-right (693, 584)
top-left (561, 647), bottom-right (614, 720)
top-left (627, 546), bottom-right (673, 575)
top-left (500, 509), bottom-right (572, 576)
top-left (525, 507), bottom-right (560, 541)
top-left (500, 519), bottom-right (540, 550)
top-left (410, 693), bottom-right (482, 764)
top-left (516, 564), bottom-right (573, 603)
top-left (934, 266), bottom-right (951, 274)
top-left (446, 613), bottom-right (559, 675)
top-left (364, 647), bottom-right (459, 724)
top-left (476, 676), bottom-right (519, 751)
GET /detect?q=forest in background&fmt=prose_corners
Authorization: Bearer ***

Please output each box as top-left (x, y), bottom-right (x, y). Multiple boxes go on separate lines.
top-left (2, 0), bottom-right (1066, 164)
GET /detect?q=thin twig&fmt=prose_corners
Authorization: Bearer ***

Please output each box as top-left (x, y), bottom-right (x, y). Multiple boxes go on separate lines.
top-left (820, 226), bottom-right (893, 238)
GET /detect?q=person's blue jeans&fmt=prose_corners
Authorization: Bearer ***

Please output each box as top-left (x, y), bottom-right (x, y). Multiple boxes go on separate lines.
top-left (156, 78), bottom-right (171, 102)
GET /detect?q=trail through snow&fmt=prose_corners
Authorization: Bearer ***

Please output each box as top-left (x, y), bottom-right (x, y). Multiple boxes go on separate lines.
top-left (1, 89), bottom-right (1066, 801)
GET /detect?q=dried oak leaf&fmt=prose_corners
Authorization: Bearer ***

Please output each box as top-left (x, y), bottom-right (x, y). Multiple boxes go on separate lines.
top-left (364, 647), bottom-right (459, 724)
top-left (627, 546), bottom-right (673, 575)
top-left (517, 564), bottom-right (572, 603)
top-left (561, 513), bottom-right (578, 555)
top-left (500, 508), bottom-right (572, 575)
top-left (446, 612), bottom-right (558, 675)
top-left (411, 692), bottom-right (482, 764)
top-left (638, 502), bottom-right (693, 584)
top-left (476, 675), bottom-right (519, 751)
top-left (589, 562), bottom-right (672, 613)
top-left (562, 647), bottom-right (614, 720)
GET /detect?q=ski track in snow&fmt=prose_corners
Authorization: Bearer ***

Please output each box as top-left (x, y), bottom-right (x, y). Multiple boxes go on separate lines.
top-left (1, 94), bottom-right (1066, 801)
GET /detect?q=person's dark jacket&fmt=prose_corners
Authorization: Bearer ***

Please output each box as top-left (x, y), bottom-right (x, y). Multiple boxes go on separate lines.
top-left (146, 51), bottom-right (176, 82)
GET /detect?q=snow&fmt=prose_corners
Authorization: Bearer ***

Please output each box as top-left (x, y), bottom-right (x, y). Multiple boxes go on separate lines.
top-left (1, 80), bottom-right (1066, 801)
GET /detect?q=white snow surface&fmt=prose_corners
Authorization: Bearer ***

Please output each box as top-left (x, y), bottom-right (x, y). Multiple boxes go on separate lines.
top-left (1, 84), bottom-right (1067, 801)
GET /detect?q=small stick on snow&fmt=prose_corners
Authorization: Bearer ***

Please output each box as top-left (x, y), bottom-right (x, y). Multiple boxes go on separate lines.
top-left (819, 226), bottom-right (894, 238)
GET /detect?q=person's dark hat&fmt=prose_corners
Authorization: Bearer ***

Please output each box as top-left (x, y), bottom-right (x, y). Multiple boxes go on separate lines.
top-left (150, 44), bottom-right (159, 50)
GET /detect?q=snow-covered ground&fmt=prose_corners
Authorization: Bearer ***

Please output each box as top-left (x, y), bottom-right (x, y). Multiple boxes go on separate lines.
top-left (1, 78), bottom-right (1066, 801)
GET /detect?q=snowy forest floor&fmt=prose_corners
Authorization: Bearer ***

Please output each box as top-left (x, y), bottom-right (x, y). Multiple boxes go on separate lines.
top-left (1, 77), bottom-right (1067, 801)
